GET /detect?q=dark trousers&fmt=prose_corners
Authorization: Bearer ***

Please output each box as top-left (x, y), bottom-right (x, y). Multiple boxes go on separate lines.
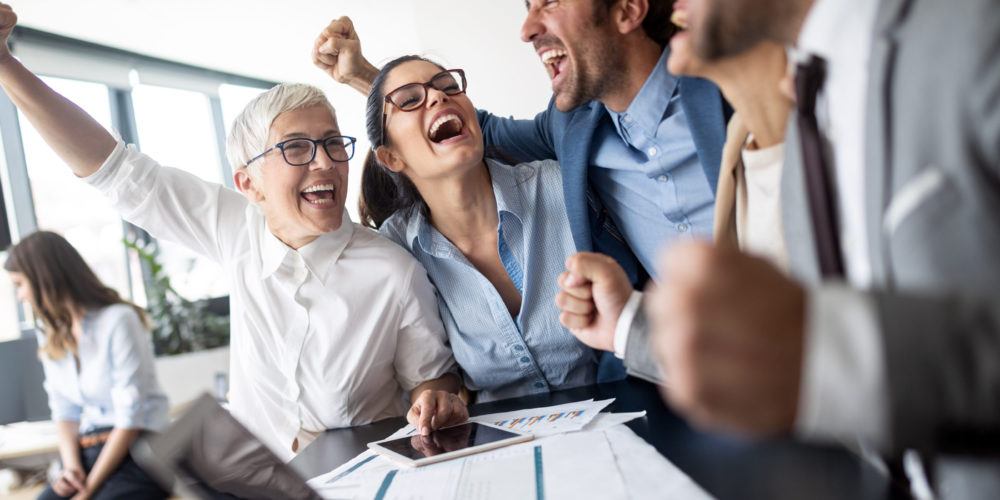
top-left (37, 441), bottom-right (168, 500)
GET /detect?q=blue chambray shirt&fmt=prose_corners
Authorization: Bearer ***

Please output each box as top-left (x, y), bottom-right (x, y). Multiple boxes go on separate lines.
top-left (37, 304), bottom-right (170, 433)
top-left (381, 159), bottom-right (597, 402)
top-left (589, 48), bottom-right (716, 279)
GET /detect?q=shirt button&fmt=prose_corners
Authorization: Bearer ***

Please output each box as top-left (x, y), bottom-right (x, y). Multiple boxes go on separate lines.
top-left (657, 174), bottom-right (668, 183)
top-left (514, 345), bottom-right (524, 352)
top-left (520, 356), bottom-right (530, 363)
top-left (648, 147), bottom-right (658, 156)
top-left (623, 115), bottom-right (632, 123)
top-left (677, 224), bottom-right (689, 233)
top-left (534, 382), bottom-right (545, 389)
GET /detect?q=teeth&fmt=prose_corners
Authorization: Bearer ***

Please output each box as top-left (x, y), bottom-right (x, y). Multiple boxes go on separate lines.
top-left (307, 198), bottom-right (333, 205)
top-left (671, 10), bottom-right (688, 29)
top-left (540, 49), bottom-right (567, 64)
top-left (302, 184), bottom-right (335, 193)
top-left (428, 114), bottom-right (463, 138)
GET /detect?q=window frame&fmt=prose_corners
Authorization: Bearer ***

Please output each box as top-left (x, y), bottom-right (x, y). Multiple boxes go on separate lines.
top-left (0, 26), bottom-right (277, 339)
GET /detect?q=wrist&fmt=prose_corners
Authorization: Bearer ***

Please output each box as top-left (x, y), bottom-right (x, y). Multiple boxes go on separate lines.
top-left (348, 63), bottom-right (378, 93)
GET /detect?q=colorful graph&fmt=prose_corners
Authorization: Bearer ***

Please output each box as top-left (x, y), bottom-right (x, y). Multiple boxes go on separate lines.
top-left (494, 409), bottom-right (588, 430)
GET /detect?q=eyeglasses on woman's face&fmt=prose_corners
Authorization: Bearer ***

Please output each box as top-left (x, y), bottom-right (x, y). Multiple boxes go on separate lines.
top-left (245, 136), bottom-right (357, 167)
top-left (381, 69), bottom-right (467, 143)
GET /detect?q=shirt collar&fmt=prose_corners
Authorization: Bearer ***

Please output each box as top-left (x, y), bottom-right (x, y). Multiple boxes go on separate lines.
top-left (604, 47), bottom-right (676, 145)
top-left (404, 158), bottom-right (526, 258)
top-left (260, 211), bottom-right (354, 283)
top-left (486, 158), bottom-right (526, 222)
top-left (796, 0), bottom-right (880, 62)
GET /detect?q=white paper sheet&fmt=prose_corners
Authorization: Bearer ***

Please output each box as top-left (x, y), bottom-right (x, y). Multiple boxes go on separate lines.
top-left (351, 429), bottom-right (627, 500)
top-left (468, 398), bottom-right (614, 437)
top-left (604, 425), bottom-right (714, 500)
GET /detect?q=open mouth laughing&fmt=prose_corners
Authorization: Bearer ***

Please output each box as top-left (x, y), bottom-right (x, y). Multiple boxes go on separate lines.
top-left (540, 47), bottom-right (568, 81)
top-left (301, 183), bottom-right (336, 206)
top-left (671, 1), bottom-right (690, 30)
top-left (427, 111), bottom-right (465, 143)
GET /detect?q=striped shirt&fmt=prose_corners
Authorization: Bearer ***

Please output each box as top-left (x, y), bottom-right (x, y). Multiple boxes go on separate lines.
top-left (381, 159), bottom-right (597, 401)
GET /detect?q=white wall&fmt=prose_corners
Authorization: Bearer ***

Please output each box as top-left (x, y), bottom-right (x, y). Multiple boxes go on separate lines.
top-left (14, 0), bottom-right (553, 219)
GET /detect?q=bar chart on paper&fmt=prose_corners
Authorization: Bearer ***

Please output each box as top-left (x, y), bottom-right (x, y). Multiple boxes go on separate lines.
top-left (470, 399), bottom-right (614, 437)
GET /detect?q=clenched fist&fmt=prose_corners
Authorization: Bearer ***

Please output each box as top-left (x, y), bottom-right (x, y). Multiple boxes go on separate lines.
top-left (647, 242), bottom-right (806, 435)
top-left (312, 16), bottom-right (378, 95)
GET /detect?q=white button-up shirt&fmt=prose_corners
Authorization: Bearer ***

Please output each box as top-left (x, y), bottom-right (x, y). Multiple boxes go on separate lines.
top-left (795, 0), bottom-right (890, 448)
top-left (38, 304), bottom-right (169, 434)
top-left (85, 140), bottom-right (456, 461)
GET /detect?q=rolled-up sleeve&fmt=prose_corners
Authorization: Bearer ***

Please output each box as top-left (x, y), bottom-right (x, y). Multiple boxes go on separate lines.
top-left (392, 261), bottom-right (457, 392)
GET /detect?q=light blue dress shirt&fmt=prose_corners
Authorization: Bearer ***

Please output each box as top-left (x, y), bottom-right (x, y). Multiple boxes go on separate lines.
top-left (37, 304), bottom-right (169, 433)
top-left (589, 48), bottom-right (716, 278)
top-left (381, 159), bottom-right (597, 402)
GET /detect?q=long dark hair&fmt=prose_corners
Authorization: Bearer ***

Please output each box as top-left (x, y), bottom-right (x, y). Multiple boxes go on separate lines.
top-left (4, 231), bottom-right (149, 360)
top-left (358, 55), bottom-right (442, 229)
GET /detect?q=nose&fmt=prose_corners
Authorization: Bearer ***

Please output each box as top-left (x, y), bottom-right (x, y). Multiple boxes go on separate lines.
top-left (309, 145), bottom-right (336, 171)
top-left (521, 6), bottom-right (543, 43)
top-left (425, 86), bottom-right (450, 108)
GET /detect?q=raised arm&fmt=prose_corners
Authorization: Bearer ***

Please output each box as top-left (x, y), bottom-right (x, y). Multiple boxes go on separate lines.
top-left (0, 4), bottom-right (115, 177)
top-left (312, 16), bottom-right (378, 95)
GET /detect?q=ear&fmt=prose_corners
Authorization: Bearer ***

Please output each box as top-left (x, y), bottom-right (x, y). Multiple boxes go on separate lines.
top-left (614, 0), bottom-right (648, 35)
top-left (234, 168), bottom-right (265, 203)
top-left (375, 146), bottom-right (407, 173)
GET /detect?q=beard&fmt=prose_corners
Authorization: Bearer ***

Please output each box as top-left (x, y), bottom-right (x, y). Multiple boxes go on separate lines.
top-left (552, 15), bottom-right (628, 112)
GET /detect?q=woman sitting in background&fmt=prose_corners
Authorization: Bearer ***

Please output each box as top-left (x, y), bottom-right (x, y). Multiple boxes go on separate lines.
top-left (360, 55), bottom-right (597, 402)
top-left (5, 231), bottom-right (169, 500)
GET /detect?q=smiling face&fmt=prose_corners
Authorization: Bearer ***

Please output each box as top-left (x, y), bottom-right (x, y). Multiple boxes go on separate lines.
top-left (378, 60), bottom-right (485, 184)
top-left (235, 105), bottom-right (349, 249)
top-left (521, 0), bottom-right (626, 112)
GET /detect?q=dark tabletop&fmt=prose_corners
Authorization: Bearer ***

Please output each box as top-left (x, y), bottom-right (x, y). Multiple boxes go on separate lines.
top-left (290, 377), bottom-right (910, 500)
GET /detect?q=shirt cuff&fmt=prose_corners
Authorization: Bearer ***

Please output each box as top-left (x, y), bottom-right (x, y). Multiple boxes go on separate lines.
top-left (795, 284), bottom-right (889, 449)
top-left (613, 290), bottom-right (644, 359)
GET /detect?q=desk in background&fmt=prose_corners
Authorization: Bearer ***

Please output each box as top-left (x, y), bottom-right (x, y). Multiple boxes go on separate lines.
top-left (291, 378), bottom-right (909, 500)
top-left (0, 420), bottom-right (58, 469)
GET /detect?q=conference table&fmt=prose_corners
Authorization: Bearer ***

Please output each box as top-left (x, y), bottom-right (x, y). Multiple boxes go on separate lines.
top-left (289, 377), bottom-right (909, 500)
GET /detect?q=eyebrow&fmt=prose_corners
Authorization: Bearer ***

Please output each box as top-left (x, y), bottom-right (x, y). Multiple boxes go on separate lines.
top-left (279, 129), bottom-right (341, 141)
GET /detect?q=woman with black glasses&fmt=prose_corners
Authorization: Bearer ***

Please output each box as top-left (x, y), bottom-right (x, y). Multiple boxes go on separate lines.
top-left (359, 55), bottom-right (598, 402)
top-left (0, 4), bottom-right (465, 466)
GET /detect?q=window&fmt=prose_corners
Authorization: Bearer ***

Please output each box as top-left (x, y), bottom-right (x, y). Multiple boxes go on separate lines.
top-left (0, 29), bottom-right (274, 341)
top-left (131, 84), bottom-right (230, 301)
top-left (19, 77), bottom-right (133, 299)
top-left (219, 83), bottom-right (266, 139)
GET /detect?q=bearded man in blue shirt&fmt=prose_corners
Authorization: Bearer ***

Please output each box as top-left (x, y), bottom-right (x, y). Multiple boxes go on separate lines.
top-left (313, 0), bottom-right (728, 381)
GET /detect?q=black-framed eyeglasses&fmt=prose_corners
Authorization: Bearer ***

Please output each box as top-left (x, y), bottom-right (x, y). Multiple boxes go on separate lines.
top-left (245, 136), bottom-right (356, 167)
top-left (380, 69), bottom-right (467, 144)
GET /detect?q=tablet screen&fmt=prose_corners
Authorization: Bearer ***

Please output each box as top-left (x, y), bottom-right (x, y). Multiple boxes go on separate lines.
top-left (375, 422), bottom-right (523, 461)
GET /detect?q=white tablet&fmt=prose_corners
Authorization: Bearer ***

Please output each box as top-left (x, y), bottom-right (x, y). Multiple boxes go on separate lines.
top-left (368, 422), bottom-right (533, 467)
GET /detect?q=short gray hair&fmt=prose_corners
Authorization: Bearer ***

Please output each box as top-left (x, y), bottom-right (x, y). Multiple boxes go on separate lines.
top-left (226, 83), bottom-right (337, 176)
